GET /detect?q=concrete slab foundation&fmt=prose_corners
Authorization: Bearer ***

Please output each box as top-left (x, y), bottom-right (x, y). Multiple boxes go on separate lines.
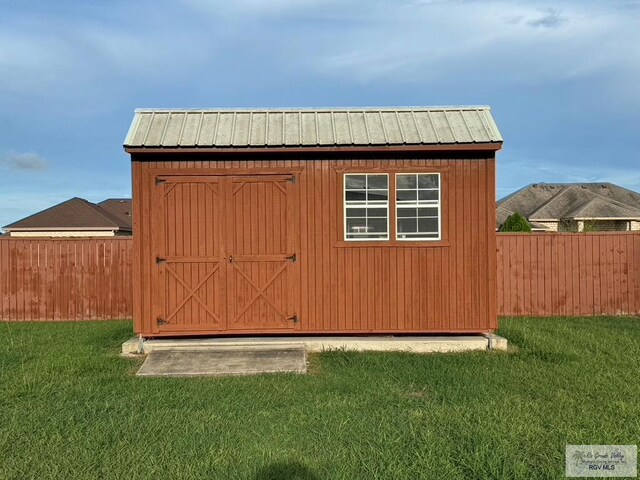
top-left (123, 334), bottom-right (508, 356)
top-left (136, 347), bottom-right (307, 377)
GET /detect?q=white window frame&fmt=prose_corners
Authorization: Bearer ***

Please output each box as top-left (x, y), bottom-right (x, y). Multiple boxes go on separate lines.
top-left (395, 172), bottom-right (441, 241)
top-left (343, 173), bottom-right (389, 241)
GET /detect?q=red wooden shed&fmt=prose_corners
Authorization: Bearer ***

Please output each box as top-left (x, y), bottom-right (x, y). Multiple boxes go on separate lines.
top-left (124, 107), bottom-right (503, 337)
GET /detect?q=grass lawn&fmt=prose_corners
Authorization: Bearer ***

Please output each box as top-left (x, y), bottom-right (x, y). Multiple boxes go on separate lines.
top-left (1, 317), bottom-right (639, 479)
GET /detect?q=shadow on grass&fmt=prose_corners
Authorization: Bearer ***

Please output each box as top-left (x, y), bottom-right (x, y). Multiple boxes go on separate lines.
top-left (254, 461), bottom-right (320, 480)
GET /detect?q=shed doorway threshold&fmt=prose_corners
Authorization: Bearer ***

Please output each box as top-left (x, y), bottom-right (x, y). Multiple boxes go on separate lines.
top-left (123, 334), bottom-right (507, 357)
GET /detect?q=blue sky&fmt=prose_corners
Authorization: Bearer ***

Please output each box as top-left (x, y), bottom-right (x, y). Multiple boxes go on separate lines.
top-left (1, 0), bottom-right (639, 227)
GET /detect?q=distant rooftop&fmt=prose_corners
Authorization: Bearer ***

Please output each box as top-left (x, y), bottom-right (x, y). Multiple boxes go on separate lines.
top-left (3, 198), bottom-right (132, 232)
top-left (497, 183), bottom-right (640, 226)
top-left (98, 199), bottom-right (132, 229)
top-left (124, 106), bottom-right (503, 149)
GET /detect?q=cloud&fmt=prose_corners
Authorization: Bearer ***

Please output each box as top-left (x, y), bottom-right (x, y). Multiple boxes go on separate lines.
top-left (292, 0), bottom-right (640, 108)
top-left (526, 8), bottom-right (565, 28)
top-left (0, 152), bottom-right (48, 172)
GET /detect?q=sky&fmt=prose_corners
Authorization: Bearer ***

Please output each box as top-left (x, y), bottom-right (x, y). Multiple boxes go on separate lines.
top-left (1, 0), bottom-right (639, 227)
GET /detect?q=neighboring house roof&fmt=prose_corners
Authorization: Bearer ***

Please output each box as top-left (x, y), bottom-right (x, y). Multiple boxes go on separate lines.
top-left (124, 107), bottom-right (503, 149)
top-left (497, 183), bottom-right (640, 228)
top-left (3, 197), bottom-right (132, 232)
top-left (98, 198), bottom-right (133, 229)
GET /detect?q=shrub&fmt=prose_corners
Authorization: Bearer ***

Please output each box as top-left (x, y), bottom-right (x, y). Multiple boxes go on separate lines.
top-left (500, 212), bottom-right (532, 232)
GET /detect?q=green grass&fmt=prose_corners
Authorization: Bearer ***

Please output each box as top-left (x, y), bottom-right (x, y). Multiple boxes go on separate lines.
top-left (1, 317), bottom-right (639, 479)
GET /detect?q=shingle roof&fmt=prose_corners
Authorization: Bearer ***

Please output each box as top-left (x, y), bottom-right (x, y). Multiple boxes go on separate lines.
top-left (124, 107), bottom-right (502, 149)
top-left (497, 183), bottom-right (640, 227)
top-left (3, 198), bottom-right (133, 232)
top-left (98, 199), bottom-right (132, 229)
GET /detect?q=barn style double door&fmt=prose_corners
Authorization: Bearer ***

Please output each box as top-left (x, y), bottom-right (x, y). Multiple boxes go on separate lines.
top-left (152, 174), bottom-right (299, 334)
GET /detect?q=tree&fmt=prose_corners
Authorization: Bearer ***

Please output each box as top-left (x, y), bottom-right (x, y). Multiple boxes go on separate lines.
top-left (500, 212), bottom-right (532, 232)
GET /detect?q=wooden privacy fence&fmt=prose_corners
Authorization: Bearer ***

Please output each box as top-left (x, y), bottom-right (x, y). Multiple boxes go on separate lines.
top-left (0, 238), bottom-right (133, 321)
top-left (497, 233), bottom-right (640, 316)
top-left (0, 234), bottom-right (638, 322)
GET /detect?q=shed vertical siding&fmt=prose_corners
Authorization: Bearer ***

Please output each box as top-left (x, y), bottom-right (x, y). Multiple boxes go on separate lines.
top-left (132, 155), bottom-right (497, 336)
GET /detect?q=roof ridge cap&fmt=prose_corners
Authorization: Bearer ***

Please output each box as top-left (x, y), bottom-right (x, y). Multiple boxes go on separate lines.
top-left (529, 185), bottom-right (573, 218)
top-left (78, 199), bottom-right (126, 229)
top-left (3, 197), bottom-right (83, 229)
top-left (569, 197), bottom-right (640, 218)
top-left (588, 187), bottom-right (640, 211)
top-left (133, 106), bottom-right (493, 113)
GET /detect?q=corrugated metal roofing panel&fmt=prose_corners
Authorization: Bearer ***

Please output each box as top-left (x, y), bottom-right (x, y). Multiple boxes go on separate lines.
top-left (197, 112), bottom-right (218, 146)
top-left (180, 113), bottom-right (201, 146)
top-left (316, 112), bottom-right (334, 145)
top-left (232, 112), bottom-right (251, 146)
top-left (380, 111), bottom-right (403, 144)
top-left (284, 112), bottom-right (300, 146)
top-left (267, 112), bottom-right (284, 146)
top-left (396, 111), bottom-right (420, 144)
top-left (300, 112), bottom-right (317, 145)
top-left (464, 110), bottom-right (489, 142)
top-left (364, 111), bottom-right (385, 144)
top-left (144, 112), bottom-right (169, 146)
top-left (333, 111), bottom-right (351, 144)
top-left (215, 112), bottom-right (235, 146)
top-left (446, 110), bottom-right (473, 143)
top-left (349, 112), bottom-right (369, 144)
top-left (249, 112), bottom-right (266, 146)
top-left (124, 107), bottom-right (503, 148)
top-left (162, 113), bottom-right (183, 147)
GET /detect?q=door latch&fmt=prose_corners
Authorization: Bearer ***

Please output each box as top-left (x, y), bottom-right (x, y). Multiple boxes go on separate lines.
top-left (228, 255), bottom-right (233, 263)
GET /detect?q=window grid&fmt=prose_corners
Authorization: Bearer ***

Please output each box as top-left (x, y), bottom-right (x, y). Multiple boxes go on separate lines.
top-left (396, 173), bottom-right (441, 241)
top-left (344, 174), bottom-right (389, 241)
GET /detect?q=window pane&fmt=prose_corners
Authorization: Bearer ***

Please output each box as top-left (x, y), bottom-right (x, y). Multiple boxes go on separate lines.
top-left (397, 218), bottom-right (418, 233)
top-left (367, 175), bottom-right (388, 189)
top-left (346, 190), bottom-right (366, 201)
top-left (368, 218), bottom-right (387, 233)
top-left (344, 174), bottom-right (389, 241)
top-left (345, 175), bottom-right (366, 189)
top-left (395, 173), bottom-right (441, 241)
top-left (346, 208), bottom-right (366, 217)
top-left (368, 208), bottom-right (387, 217)
top-left (418, 207), bottom-right (438, 217)
top-left (368, 190), bottom-right (388, 201)
top-left (397, 208), bottom-right (417, 218)
top-left (418, 190), bottom-right (438, 201)
top-left (396, 190), bottom-right (417, 202)
top-left (418, 218), bottom-right (438, 233)
top-left (346, 218), bottom-right (368, 233)
top-left (418, 174), bottom-right (439, 188)
top-left (396, 174), bottom-right (417, 189)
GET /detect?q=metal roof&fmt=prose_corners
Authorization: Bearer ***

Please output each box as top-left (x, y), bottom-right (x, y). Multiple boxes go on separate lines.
top-left (124, 107), bottom-right (502, 149)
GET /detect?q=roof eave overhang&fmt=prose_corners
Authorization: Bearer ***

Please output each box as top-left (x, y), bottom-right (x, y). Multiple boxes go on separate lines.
top-left (4, 227), bottom-right (123, 232)
top-left (572, 217), bottom-right (640, 221)
top-left (124, 142), bottom-right (503, 155)
top-left (530, 217), bottom-right (640, 222)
